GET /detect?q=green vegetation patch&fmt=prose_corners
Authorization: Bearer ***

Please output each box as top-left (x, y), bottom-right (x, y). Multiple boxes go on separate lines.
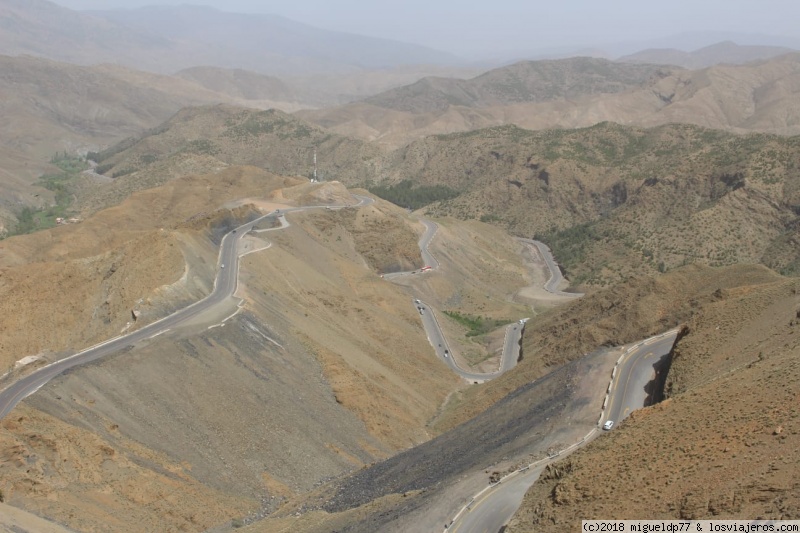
top-left (180, 139), bottom-right (220, 156)
top-left (368, 180), bottom-right (460, 210)
top-left (535, 222), bottom-right (600, 272)
top-left (224, 110), bottom-right (315, 141)
top-left (443, 311), bottom-right (510, 337)
top-left (87, 136), bottom-right (138, 165)
top-left (5, 153), bottom-right (87, 238)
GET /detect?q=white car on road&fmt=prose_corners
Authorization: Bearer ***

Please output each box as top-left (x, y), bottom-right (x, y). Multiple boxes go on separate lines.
top-left (603, 420), bottom-right (614, 431)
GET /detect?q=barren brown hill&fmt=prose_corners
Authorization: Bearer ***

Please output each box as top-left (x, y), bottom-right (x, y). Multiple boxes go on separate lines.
top-left (3, 128), bottom-right (797, 532)
top-left (0, 168), bottom-right (474, 531)
top-left (374, 122), bottom-right (800, 287)
top-left (285, 64), bottom-right (487, 106)
top-left (240, 264), bottom-right (793, 533)
top-left (298, 54), bottom-right (800, 147)
top-left (619, 41), bottom-right (798, 69)
top-left (0, 166), bottom-right (300, 370)
top-left (177, 65), bottom-right (488, 109)
top-left (508, 269), bottom-right (800, 531)
top-left (83, 105), bottom-right (383, 212)
top-left (0, 55), bottom-right (314, 232)
top-left (434, 263), bottom-right (785, 432)
top-left (363, 58), bottom-right (672, 113)
top-left (87, 110), bottom-right (800, 288)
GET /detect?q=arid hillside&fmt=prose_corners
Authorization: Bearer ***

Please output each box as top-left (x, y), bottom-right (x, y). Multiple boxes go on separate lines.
top-left (434, 263), bottom-right (786, 432)
top-left (375, 122), bottom-right (800, 286)
top-left (285, 64), bottom-right (487, 106)
top-left (0, 55), bottom-right (317, 232)
top-left (89, 108), bottom-right (800, 288)
top-left (0, 168), bottom-right (478, 531)
top-left (508, 269), bottom-right (800, 531)
top-left (240, 263), bottom-right (794, 533)
top-left (0, 166), bottom-right (300, 371)
top-left (363, 58), bottom-right (672, 113)
top-left (82, 105), bottom-right (383, 212)
top-left (2, 127), bottom-right (797, 532)
top-left (175, 66), bottom-right (304, 104)
top-left (298, 54), bottom-right (800, 147)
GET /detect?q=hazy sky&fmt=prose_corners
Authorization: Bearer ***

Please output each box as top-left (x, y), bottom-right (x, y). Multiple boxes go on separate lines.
top-left (52, 0), bottom-right (799, 57)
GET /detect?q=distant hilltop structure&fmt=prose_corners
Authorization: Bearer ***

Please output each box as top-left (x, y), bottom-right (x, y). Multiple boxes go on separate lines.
top-left (311, 148), bottom-right (318, 183)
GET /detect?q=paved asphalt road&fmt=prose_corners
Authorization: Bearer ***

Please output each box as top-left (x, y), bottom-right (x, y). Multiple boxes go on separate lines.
top-left (604, 334), bottom-right (676, 427)
top-left (446, 330), bottom-right (679, 533)
top-left (419, 219), bottom-right (440, 269)
top-left (384, 218), bottom-right (523, 380)
top-left (382, 219), bottom-right (439, 280)
top-left (518, 238), bottom-right (583, 297)
top-left (0, 195), bottom-right (373, 420)
top-left (449, 465), bottom-right (546, 533)
top-left (415, 300), bottom-right (523, 382)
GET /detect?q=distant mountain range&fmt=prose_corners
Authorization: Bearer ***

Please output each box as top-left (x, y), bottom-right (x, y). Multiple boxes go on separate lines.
top-left (0, 0), bottom-right (459, 75)
top-left (362, 58), bottom-right (670, 113)
top-left (619, 41), bottom-right (798, 69)
top-left (299, 54), bottom-right (800, 146)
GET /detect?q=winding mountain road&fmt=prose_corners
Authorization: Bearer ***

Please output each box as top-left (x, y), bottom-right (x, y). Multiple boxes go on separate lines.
top-left (415, 300), bottom-right (523, 382)
top-left (384, 219), bottom-right (526, 380)
top-left (382, 219), bottom-right (439, 281)
top-left (393, 221), bottom-right (599, 382)
top-left (2, 189), bottom-right (681, 533)
top-left (519, 238), bottom-right (583, 297)
top-left (0, 195), bottom-right (373, 420)
top-left (445, 329), bottom-right (679, 533)
top-left (383, 220), bottom-right (677, 532)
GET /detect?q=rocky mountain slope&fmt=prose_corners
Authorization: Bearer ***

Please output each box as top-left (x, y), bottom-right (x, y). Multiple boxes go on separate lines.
top-left (0, 55), bottom-right (319, 232)
top-left (0, 168), bottom-right (473, 531)
top-left (239, 263), bottom-right (794, 532)
top-left (0, 166), bottom-right (296, 371)
top-left (298, 54), bottom-right (800, 147)
top-left (2, 56), bottom-right (798, 531)
top-left (508, 269), bottom-right (800, 531)
top-left (2, 129), bottom-right (797, 531)
top-left (1, 153), bottom-right (561, 532)
top-left (90, 107), bottom-right (800, 288)
top-left (79, 105), bottom-right (383, 214)
top-left (175, 66), bottom-right (302, 104)
top-left (374, 122), bottom-right (800, 286)
top-left (362, 58), bottom-right (672, 113)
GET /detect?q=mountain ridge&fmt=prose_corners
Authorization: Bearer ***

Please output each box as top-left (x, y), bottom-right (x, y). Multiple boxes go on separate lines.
top-left (0, 0), bottom-right (460, 76)
top-left (619, 40), bottom-right (798, 69)
top-left (298, 54), bottom-right (800, 147)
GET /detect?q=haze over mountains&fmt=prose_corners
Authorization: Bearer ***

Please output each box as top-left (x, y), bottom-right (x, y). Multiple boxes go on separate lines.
top-left (0, 0), bottom-right (459, 76)
top-left (0, 54), bottom-right (322, 229)
top-left (619, 40), bottom-right (799, 69)
top-left (300, 53), bottom-right (800, 146)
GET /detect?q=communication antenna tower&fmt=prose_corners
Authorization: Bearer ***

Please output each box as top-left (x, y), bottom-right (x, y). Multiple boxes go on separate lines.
top-left (313, 148), bottom-right (318, 182)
